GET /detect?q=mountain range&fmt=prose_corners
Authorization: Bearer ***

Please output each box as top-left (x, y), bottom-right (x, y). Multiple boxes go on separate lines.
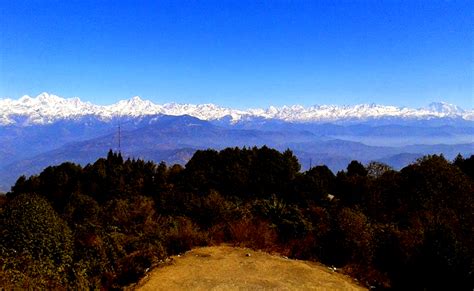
top-left (1, 92), bottom-right (473, 125)
top-left (0, 93), bottom-right (472, 191)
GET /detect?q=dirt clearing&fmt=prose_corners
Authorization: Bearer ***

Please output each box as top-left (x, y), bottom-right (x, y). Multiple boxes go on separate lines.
top-left (134, 246), bottom-right (366, 290)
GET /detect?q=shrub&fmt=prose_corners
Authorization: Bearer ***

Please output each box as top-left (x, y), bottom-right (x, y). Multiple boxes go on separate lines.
top-left (228, 217), bottom-right (278, 250)
top-left (161, 216), bottom-right (209, 255)
top-left (336, 208), bottom-right (374, 263)
top-left (188, 190), bottom-right (233, 229)
top-left (115, 246), bottom-right (164, 287)
top-left (0, 193), bottom-right (73, 288)
top-left (253, 196), bottom-right (312, 241)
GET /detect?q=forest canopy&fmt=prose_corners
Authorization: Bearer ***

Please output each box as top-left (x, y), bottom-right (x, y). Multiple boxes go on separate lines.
top-left (1, 147), bottom-right (473, 290)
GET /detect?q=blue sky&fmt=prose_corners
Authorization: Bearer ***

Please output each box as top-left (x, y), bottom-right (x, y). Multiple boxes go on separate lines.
top-left (0, 0), bottom-right (472, 109)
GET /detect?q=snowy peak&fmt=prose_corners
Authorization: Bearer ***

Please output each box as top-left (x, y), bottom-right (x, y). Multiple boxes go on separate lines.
top-left (108, 96), bottom-right (158, 116)
top-left (0, 93), bottom-right (472, 126)
top-left (427, 102), bottom-right (464, 115)
top-left (37, 92), bottom-right (62, 103)
top-left (0, 93), bottom-right (101, 125)
top-left (120, 96), bottom-right (150, 107)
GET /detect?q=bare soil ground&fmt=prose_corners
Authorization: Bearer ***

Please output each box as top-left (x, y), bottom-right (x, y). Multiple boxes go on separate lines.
top-left (134, 246), bottom-right (367, 291)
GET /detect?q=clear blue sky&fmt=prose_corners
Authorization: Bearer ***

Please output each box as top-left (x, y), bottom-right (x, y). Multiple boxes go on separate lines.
top-left (0, 0), bottom-right (472, 109)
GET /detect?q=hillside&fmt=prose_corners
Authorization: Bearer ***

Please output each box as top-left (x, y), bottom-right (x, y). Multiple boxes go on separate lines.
top-left (1, 113), bottom-right (472, 191)
top-left (135, 246), bottom-right (366, 291)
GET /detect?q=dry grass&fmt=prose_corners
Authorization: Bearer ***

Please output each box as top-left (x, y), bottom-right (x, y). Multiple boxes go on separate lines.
top-left (133, 245), bottom-right (367, 291)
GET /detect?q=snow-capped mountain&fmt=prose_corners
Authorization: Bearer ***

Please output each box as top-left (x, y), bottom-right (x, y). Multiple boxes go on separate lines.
top-left (0, 92), bottom-right (472, 126)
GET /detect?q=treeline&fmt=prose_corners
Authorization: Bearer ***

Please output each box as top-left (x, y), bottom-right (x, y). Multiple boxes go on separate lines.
top-left (0, 147), bottom-right (473, 290)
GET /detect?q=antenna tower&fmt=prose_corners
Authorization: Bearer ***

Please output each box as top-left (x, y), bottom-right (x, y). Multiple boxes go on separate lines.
top-left (118, 122), bottom-right (121, 153)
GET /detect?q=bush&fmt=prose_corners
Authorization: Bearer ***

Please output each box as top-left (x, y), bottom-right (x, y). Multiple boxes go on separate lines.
top-left (188, 190), bottom-right (233, 229)
top-left (99, 196), bottom-right (166, 287)
top-left (336, 208), bottom-right (374, 263)
top-left (253, 196), bottom-right (312, 241)
top-left (0, 193), bottom-right (73, 288)
top-left (115, 246), bottom-right (163, 287)
top-left (228, 218), bottom-right (278, 250)
top-left (161, 216), bottom-right (209, 255)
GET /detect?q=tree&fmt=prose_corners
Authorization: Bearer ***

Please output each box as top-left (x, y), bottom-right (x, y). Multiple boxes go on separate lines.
top-left (182, 149), bottom-right (220, 192)
top-left (366, 161), bottom-right (393, 179)
top-left (293, 165), bottom-right (335, 205)
top-left (37, 162), bottom-right (82, 211)
top-left (454, 154), bottom-right (474, 180)
top-left (347, 160), bottom-right (368, 177)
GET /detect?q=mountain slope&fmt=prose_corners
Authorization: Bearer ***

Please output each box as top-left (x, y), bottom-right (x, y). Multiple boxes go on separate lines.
top-left (2, 115), bottom-right (472, 191)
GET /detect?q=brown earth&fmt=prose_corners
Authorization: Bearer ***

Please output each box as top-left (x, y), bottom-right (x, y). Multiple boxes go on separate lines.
top-left (133, 246), bottom-right (367, 291)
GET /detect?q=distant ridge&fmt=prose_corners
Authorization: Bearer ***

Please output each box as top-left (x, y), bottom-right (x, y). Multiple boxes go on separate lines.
top-left (0, 92), bottom-right (472, 125)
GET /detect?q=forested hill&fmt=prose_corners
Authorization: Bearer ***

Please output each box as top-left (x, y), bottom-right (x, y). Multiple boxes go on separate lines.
top-left (1, 147), bottom-right (473, 290)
